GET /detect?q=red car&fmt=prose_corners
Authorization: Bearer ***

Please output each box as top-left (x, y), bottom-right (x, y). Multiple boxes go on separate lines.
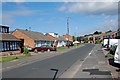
top-left (33, 45), bottom-right (56, 51)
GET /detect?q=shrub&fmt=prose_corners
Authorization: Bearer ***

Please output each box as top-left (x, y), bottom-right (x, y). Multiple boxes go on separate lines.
top-left (15, 56), bottom-right (19, 59)
top-left (23, 47), bottom-right (29, 54)
top-left (95, 40), bottom-right (102, 44)
top-left (51, 43), bottom-right (53, 47)
top-left (34, 49), bottom-right (38, 53)
top-left (105, 53), bottom-right (114, 58)
top-left (84, 40), bottom-right (88, 43)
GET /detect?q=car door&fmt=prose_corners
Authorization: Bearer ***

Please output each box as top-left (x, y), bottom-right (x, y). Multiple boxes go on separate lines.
top-left (42, 45), bottom-right (48, 51)
top-left (114, 46), bottom-right (120, 64)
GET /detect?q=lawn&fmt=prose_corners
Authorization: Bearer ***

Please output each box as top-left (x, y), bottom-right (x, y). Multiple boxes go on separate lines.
top-left (74, 43), bottom-right (81, 46)
top-left (0, 54), bottom-right (30, 62)
top-left (57, 47), bottom-right (67, 51)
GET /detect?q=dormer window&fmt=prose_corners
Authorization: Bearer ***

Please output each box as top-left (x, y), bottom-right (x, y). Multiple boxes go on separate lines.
top-left (0, 26), bottom-right (9, 33)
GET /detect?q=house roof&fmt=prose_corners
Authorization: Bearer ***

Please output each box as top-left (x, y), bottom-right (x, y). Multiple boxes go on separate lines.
top-left (62, 34), bottom-right (73, 41)
top-left (45, 33), bottom-right (66, 41)
top-left (45, 33), bottom-right (57, 41)
top-left (0, 33), bottom-right (20, 41)
top-left (15, 29), bottom-right (52, 41)
top-left (0, 25), bottom-right (9, 28)
top-left (57, 36), bottom-right (66, 41)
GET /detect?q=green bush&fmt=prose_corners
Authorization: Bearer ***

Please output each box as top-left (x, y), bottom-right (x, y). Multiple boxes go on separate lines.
top-left (15, 56), bottom-right (19, 59)
top-left (51, 43), bottom-right (53, 47)
top-left (34, 49), bottom-right (38, 53)
top-left (23, 47), bottom-right (29, 54)
top-left (105, 53), bottom-right (114, 58)
top-left (95, 40), bottom-right (102, 44)
top-left (84, 40), bottom-right (88, 43)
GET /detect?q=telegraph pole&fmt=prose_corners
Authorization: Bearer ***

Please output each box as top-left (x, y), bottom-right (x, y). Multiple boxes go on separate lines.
top-left (67, 17), bottom-right (70, 48)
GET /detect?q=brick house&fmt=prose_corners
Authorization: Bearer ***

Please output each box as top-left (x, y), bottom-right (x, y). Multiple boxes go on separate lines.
top-left (62, 34), bottom-right (73, 42)
top-left (84, 31), bottom-right (118, 43)
top-left (12, 29), bottom-right (53, 48)
top-left (45, 33), bottom-right (67, 47)
top-left (109, 31), bottom-right (117, 39)
top-left (100, 31), bottom-right (117, 40)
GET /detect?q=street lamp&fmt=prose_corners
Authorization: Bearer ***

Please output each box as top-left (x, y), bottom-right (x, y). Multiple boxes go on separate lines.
top-left (67, 17), bottom-right (70, 48)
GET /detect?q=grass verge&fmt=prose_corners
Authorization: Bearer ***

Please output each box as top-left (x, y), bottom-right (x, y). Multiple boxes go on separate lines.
top-left (57, 47), bottom-right (67, 51)
top-left (0, 54), bottom-right (30, 62)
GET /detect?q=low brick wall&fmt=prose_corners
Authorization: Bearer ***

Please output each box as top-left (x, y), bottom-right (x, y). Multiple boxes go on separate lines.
top-left (0, 50), bottom-right (21, 56)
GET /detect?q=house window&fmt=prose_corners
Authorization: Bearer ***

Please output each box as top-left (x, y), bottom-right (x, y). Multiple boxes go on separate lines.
top-left (35, 41), bottom-right (42, 47)
top-left (4, 42), bottom-right (7, 50)
top-left (10, 42), bottom-right (14, 50)
top-left (6, 42), bottom-right (9, 50)
top-left (0, 41), bottom-right (3, 51)
top-left (15, 42), bottom-right (17, 49)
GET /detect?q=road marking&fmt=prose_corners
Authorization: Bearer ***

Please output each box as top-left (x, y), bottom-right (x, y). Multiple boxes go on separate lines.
top-left (59, 47), bottom-right (95, 78)
top-left (89, 52), bottom-right (92, 55)
top-left (71, 49), bottom-right (94, 78)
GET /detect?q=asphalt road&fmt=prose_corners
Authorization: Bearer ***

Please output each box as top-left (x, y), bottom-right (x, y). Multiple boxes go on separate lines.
top-left (3, 43), bottom-right (95, 78)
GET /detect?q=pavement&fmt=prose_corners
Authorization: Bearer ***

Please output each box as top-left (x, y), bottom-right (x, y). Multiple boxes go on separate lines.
top-left (102, 48), bottom-right (120, 80)
top-left (59, 44), bottom-right (116, 80)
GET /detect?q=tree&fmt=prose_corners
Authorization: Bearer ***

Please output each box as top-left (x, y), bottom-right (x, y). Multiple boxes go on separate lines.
top-left (77, 36), bottom-right (84, 42)
top-left (105, 30), bottom-right (112, 34)
top-left (77, 37), bottom-right (81, 42)
top-left (72, 36), bottom-right (76, 41)
top-left (93, 31), bottom-right (102, 34)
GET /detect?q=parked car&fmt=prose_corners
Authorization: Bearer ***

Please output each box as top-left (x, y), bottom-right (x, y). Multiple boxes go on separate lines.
top-left (114, 46), bottom-right (120, 64)
top-left (33, 45), bottom-right (56, 51)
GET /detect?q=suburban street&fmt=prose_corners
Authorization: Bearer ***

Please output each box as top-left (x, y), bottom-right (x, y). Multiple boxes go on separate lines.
top-left (1, 1), bottom-right (120, 80)
top-left (3, 43), bottom-right (95, 78)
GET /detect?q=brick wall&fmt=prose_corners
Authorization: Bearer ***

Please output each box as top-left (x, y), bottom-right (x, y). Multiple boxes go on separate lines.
top-left (12, 30), bottom-right (35, 48)
top-left (100, 33), bottom-right (106, 40)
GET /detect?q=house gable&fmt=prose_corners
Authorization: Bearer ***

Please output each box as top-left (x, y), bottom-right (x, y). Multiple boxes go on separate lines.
top-left (12, 29), bottom-right (35, 48)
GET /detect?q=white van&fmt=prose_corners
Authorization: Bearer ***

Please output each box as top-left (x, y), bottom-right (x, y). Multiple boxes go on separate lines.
top-left (114, 46), bottom-right (120, 64)
top-left (103, 39), bottom-right (118, 48)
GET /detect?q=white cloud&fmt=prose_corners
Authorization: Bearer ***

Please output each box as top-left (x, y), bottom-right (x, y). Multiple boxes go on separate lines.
top-left (2, 2), bottom-right (45, 25)
top-left (58, 2), bottom-right (118, 15)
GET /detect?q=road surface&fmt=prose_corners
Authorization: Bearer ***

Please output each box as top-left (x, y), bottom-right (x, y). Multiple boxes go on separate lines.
top-left (3, 43), bottom-right (95, 78)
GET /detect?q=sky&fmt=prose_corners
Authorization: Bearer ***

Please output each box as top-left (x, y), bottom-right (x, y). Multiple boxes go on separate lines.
top-left (1, 0), bottom-right (118, 36)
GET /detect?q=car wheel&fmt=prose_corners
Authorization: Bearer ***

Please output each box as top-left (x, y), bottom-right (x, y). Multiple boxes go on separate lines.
top-left (47, 49), bottom-right (50, 52)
